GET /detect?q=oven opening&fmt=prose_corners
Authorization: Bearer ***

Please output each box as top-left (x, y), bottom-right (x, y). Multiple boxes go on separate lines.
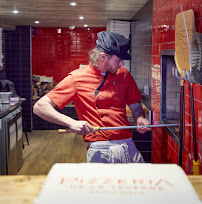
top-left (161, 50), bottom-right (180, 143)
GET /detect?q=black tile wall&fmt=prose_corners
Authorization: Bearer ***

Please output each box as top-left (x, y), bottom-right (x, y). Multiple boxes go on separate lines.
top-left (0, 51), bottom-right (6, 80)
top-left (133, 130), bottom-right (152, 163)
top-left (3, 26), bottom-right (32, 132)
top-left (130, 0), bottom-right (153, 108)
top-left (33, 106), bottom-right (78, 130)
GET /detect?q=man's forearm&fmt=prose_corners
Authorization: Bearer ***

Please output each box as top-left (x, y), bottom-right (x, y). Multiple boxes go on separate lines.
top-left (33, 96), bottom-right (75, 128)
top-left (128, 102), bottom-right (145, 125)
top-left (131, 108), bottom-right (145, 125)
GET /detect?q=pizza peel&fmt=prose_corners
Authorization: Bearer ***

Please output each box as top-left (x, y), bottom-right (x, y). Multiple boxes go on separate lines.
top-left (175, 9), bottom-right (195, 79)
top-left (175, 9), bottom-right (195, 167)
top-left (175, 8), bottom-right (199, 174)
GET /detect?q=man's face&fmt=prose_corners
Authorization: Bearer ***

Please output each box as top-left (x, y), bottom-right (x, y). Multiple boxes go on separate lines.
top-left (104, 55), bottom-right (124, 74)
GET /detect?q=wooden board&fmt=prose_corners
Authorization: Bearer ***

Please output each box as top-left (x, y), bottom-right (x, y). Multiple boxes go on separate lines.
top-left (0, 174), bottom-right (201, 204)
top-left (175, 9), bottom-right (196, 77)
top-left (0, 175), bottom-right (46, 204)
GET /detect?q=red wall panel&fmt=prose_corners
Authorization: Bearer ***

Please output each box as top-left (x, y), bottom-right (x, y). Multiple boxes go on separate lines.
top-left (32, 27), bottom-right (105, 83)
top-left (152, 0), bottom-right (202, 174)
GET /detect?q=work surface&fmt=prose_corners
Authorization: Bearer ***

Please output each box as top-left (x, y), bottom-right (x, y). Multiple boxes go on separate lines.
top-left (0, 175), bottom-right (201, 204)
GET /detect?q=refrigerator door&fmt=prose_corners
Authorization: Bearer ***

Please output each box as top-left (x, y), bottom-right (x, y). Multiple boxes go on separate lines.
top-left (0, 116), bottom-right (7, 174)
top-left (0, 106), bottom-right (22, 175)
top-left (0, 112), bottom-right (15, 174)
top-left (16, 110), bottom-right (23, 171)
top-left (7, 117), bottom-right (18, 175)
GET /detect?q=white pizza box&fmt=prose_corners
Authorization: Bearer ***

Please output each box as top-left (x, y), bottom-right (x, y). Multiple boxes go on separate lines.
top-left (34, 163), bottom-right (201, 204)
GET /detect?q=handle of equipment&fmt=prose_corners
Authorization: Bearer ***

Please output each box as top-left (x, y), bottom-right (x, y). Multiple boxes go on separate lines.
top-left (58, 124), bottom-right (179, 134)
top-left (58, 127), bottom-right (100, 134)
top-left (58, 129), bottom-right (73, 133)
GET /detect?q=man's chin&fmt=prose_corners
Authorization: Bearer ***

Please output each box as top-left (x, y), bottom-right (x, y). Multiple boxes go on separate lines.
top-left (110, 70), bottom-right (117, 74)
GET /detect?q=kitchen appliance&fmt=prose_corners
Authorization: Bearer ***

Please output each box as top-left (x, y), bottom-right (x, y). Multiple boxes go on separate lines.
top-left (16, 109), bottom-right (23, 171)
top-left (0, 106), bottom-right (22, 175)
top-left (0, 92), bottom-right (12, 103)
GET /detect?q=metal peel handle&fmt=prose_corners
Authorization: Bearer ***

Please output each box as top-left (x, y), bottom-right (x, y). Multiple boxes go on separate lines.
top-left (58, 127), bottom-right (100, 134)
top-left (58, 124), bottom-right (179, 134)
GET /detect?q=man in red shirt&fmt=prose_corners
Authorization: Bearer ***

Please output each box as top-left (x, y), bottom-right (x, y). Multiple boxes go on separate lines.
top-left (33, 31), bottom-right (150, 163)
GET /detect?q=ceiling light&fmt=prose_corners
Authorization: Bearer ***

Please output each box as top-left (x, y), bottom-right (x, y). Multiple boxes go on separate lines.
top-left (12, 10), bottom-right (19, 14)
top-left (57, 28), bottom-right (61, 33)
top-left (84, 24), bottom-right (88, 27)
top-left (69, 25), bottom-right (75, 30)
top-left (69, 2), bottom-right (77, 6)
top-left (35, 21), bottom-right (40, 24)
top-left (79, 16), bottom-right (84, 20)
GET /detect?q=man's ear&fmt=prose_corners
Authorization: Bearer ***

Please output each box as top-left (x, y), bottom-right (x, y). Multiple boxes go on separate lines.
top-left (100, 53), bottom-right (107, 61)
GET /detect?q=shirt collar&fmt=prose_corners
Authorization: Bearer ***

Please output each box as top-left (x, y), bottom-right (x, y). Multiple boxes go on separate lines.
top-left (89, 62), bottom-right (103, 76)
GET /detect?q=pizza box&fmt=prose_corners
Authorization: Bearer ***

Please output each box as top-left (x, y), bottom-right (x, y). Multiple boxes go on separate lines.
top-left (34, 163), bottom-right (201, 204)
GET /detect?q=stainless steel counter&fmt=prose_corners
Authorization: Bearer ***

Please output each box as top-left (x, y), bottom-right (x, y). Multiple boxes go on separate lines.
top-left (0, 100), bottom-right (23, 118)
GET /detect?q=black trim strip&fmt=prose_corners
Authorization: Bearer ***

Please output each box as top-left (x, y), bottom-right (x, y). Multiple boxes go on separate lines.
top-left (95, 72), bottom-right (108, 97)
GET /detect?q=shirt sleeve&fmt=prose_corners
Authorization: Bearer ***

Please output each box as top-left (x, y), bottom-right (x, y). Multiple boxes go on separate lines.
top-left (125, 73), bottom-right (143, 105)
top-left (46, 74), bottom-right (76, 109)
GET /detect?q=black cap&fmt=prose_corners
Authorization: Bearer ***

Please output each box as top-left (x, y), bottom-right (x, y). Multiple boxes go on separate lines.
top-left (96, 31), bottom-right (131, 60)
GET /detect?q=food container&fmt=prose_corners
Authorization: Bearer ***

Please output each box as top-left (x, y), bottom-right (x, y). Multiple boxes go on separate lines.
top-left (0, 92), bottom-right (12, 103)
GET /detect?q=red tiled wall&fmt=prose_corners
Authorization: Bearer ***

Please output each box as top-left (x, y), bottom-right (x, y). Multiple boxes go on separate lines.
top-left (32, 28), bottom-right (105, 83)
top-left (152, 0), bottom-right (202, 174)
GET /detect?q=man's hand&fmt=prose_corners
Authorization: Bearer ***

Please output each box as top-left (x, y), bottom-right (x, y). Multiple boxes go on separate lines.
top-left (69, 120), bottom-right (96, 135)
top-left (128, 102), bottom-right (151, 134)
top-left (136, 116), bottom-right (151, 134)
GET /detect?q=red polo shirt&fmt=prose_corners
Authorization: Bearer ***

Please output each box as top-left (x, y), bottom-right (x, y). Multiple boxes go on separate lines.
top-left (46, 63), bottom-right (142, 142)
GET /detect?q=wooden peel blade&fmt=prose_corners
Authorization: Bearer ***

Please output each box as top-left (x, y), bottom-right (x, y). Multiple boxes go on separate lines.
top-left (58, 124), bottom-right (179, 134)
top-left (175, 9), bottom-right (195, 78)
